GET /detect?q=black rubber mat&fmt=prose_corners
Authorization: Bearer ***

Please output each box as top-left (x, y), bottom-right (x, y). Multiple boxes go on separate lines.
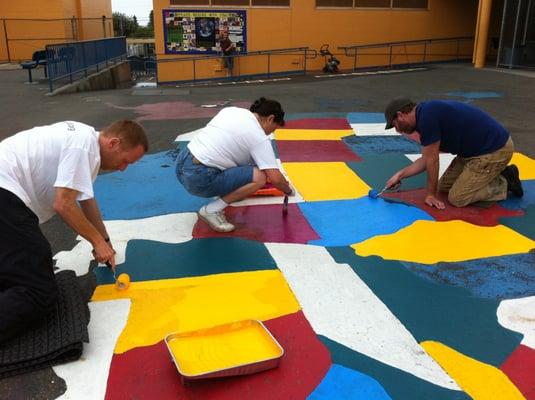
top-left (0, 270), bottom-right (90, 378)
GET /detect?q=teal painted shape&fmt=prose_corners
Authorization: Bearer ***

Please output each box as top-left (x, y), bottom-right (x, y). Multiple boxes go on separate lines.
top-left (346, 112), bottom-right (385, 124)
top-left (500, 204), bottom-right (535, 240)
top-left (343, 135), bottom-right (421, 154)
top-left (500, 180), bottom-right (535, 210)
top-left (326, 246), bottom-right (523, 366)
top-left (307, 363), bottom-right (392, 400)
top-left (347, 155), bottom-right (426, 191)
top-left (94, 150), bottom-right (208, 219)
top-left (95, 237), bottom-right (278, 284)
top-left (319, 336), bottom-right (469, 400)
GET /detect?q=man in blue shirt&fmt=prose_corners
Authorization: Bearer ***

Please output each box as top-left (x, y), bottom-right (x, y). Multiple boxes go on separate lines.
top-left (383, 98), bottom-right (523, 209)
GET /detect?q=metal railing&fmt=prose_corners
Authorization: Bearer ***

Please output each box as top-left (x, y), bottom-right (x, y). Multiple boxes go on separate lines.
top-left (156, 47), bottom-right (317, 84)
top-left (46, 37), bottom-right (127, 92)
top-left (338, 36), bottom-right (474, 71)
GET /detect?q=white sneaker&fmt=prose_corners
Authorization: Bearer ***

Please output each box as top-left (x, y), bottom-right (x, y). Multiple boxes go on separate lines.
top-left (198, 206), bottom-right (235, 232)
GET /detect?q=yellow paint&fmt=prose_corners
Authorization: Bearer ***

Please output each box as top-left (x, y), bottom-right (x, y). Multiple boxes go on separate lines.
top-left (352, 220), bottom-right (535, 264)
top-left (167, 320), bottom-right (282, 376)
top-left (422, 341), bottom-right (525, 399)
top-left (115, 273), bottom-right (130, 290)
top-left (274, 129), bottom-right (354, 141)
top-left (283, 162), bottom-right (370, 201)
top-left (92, 270), bottom-right (300, 354)
top-left (509, 153), bottom-right (535, 180)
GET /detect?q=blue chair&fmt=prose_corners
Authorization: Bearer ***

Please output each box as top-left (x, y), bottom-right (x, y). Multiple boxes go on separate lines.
top-left (21, 50), bottom-right (47, 83)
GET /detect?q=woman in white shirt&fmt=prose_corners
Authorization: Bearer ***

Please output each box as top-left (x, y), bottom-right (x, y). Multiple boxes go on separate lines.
top-left (176, 97), bottom-right (292, 232)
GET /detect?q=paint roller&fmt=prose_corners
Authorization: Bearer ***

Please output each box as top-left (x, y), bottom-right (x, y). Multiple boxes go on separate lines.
top-left (368, 182), bottom-right (401, 199)
top-left (105, 261), bottom-right (131, 290)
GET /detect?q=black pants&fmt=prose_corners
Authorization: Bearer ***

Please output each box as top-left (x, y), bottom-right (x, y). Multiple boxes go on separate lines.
top-left (0, 188), bottom-right (58, 343)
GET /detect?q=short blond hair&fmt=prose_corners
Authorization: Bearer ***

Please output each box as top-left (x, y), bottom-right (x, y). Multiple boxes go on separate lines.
top-left (102, 120), bottom-right (149, 152)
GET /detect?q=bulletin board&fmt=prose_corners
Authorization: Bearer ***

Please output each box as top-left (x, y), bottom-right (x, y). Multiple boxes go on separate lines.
top-left (163, 9), bottom-right (247, 54)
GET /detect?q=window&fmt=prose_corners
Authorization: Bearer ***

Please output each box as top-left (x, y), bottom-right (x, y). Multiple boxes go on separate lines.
top-left (251, 0), bottom-right (290, 5)
top-left (316, 0), bottom-right (428, 8)
top-left (392, 0), bottom-right (428, 8)
top-left (212, 0), bottom-right (249, 5)
top-left (170, 0), bottom-right (209, 5)
top-left (316, 0), bottom-right (353, 7)
top-left (355, 0), bottom-right (390, 7)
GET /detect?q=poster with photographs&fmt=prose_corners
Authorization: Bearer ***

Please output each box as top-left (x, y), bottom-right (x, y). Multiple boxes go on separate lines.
top-left (163, 9), bottom-right (246, 54)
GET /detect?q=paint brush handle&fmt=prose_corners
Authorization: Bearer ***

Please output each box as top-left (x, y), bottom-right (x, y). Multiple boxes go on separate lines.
top-left (282, 195), bottom-right (289, 215)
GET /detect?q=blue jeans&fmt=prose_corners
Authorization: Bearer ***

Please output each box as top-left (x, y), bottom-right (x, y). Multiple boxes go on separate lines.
top-left (175, 147), bottom-right (253, 198)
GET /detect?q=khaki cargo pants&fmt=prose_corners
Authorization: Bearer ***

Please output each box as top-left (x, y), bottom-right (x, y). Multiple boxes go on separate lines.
top-left (438, 137), bottom-right (514, 207)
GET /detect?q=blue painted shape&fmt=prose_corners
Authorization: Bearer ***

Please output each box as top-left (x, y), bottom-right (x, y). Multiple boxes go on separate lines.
top-left (95, 237), bottom-right (278, 284)
top-left (319, 336), bottom-right (469, 400)
top-left (327, 246), bottom-right (523, 366)
top-left (346, 112), bottom-right (385, 124)
top-left (286, 112), bottom-right (348, 120)
top-left (94, 150), bottom-right (208, 219)
top-left (307, 364), bottom-right (392, 400)
top-left (300, 198), bottom-right (433, 247)
top-left (343, 135), bottom-right (421, 154)
top-left (347, 155), bottom-right (427, 190)
top-left (500, 204), bottom-right (535, 240)
top-left (500, 179), bottom-right (535, 210)
top-left (446, 91), bottom-right (502, 103)
top-left (402, 252), bottom-right (535, 300)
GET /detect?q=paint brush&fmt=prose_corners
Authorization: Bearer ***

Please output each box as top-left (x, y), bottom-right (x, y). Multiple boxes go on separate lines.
top-left (282, 195), bottom-right (289, 216)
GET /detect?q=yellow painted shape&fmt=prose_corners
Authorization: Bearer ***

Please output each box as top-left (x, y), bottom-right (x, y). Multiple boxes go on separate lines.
top-left (274, 129), bottom-right (354, 141)
top-left (92, 270), bottom-right (300, 354)
top-left (283, 162), bottom-right (370, 201)
top-left (167, 320), bottom-right (282, 376)
top-left (422, 341), bottom-right (525, 400)
top-left (509, 152), bottom-right (535, 180)
top-left (352, 220), bottom-right (535, 264)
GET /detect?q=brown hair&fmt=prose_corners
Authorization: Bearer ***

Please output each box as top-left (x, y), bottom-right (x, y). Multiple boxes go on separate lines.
top-left (102, 120), bottom-right (149, 152)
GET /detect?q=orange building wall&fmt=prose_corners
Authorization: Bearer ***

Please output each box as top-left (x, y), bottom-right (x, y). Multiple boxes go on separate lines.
top-left (0, 0), bottom-right (112, 62)
top-left (154, 0), bottom-right (479, 83)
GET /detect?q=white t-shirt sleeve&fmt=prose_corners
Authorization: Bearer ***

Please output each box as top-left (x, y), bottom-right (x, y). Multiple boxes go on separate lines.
top-left (250, 139), bottom-right (278, 170)
top-left (54, 147), bottom-right (95, 201)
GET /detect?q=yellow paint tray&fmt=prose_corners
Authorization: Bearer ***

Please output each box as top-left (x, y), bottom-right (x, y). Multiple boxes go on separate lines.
top-left (165, 320), bottom-right (284, 383)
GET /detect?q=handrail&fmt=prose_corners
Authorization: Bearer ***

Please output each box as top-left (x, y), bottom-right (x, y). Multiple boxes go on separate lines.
top-left (339, 36), bottom-right (473, 55)
top-left (155, 47), bottom-right (316, 84)
top-left (338, 36), bottom-right (474, 71)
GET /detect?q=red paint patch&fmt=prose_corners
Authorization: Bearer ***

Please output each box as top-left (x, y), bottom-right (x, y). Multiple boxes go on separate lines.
top-left (276, 140), bottom-right (361, 162)
top-left (108, 101), bottom-right (251, 122)
top-left (501, 344), bottom-right (535, 399)
top-left (104, 311), bottom-right (331, 400)
top-left (285, 118), bottom-right (351, 129)
top-left (383, 189), bottom-right (524, 226)
top-left (193, 204), bottom-right (320, 244)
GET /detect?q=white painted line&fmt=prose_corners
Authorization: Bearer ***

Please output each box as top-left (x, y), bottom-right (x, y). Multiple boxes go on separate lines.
top-left (54, 299), bottom-right (131, 400)
top-left (351, 123), bottom-right (400, 136)
top-left (498, 296), bottom-right (535, 349)
top-left (405, 153), bottom-right (456, 179)
top-left (266, 242), bottom-right (460, 390)
top-left (55, 213), bottom-right (197, 275)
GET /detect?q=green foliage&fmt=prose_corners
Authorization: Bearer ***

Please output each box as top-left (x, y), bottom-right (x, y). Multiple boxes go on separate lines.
top-left (113, 11), bottom-right (154, 38)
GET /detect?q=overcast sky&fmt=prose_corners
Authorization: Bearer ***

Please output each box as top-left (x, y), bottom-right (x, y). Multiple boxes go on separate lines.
top-left (112, 0), bottom-right (153, 26)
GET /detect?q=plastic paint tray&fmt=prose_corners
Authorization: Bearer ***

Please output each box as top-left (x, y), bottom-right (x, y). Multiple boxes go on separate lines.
top-left (165, 320), bottom-right (284, 383)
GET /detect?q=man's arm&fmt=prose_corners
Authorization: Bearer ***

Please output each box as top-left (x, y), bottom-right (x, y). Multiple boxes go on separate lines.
top-left (79, 198), bottom-right (109, 243)
top-left (53, 188), bottom-right (116, 267)
top-left (264, 169), bottom-right (292, 195)
top-left (385, 156), bottom-right (427, 188)
top-left (421, 141), bottom-right (445, 209)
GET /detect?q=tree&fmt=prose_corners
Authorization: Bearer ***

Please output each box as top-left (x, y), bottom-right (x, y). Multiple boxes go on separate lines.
top-left (112, 12), bottom-right (138, 37)
top-left (147, 10), bottom-right (154, 32)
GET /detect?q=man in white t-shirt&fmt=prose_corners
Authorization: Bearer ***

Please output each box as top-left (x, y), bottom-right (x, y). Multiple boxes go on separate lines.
top-left (176, 98), bottom-right (292, 232)
top-left (0, 120), bottom-right (148, 343)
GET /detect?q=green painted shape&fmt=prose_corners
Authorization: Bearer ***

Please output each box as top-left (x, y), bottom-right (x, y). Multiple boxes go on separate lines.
top-left (326, 246), bottom-right (522, 366)
top-left (319, 336), bottom-right (470, 400)
top-left (95, 238), bottom-right (278, 284)
top-left (500, 204), bottom-right (535, 241)
top-left (347, 154), bottom-right (426, 191)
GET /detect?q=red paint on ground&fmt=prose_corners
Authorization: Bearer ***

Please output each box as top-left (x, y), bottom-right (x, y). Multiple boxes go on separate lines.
top-left (193, 203), bottom-right (320, 244)
top-left (110, 101), bottom-right (251, 121)
top-left (501, 344), bottom-right (535, 399)
top-left (104, 311), bottom-right (331, 400)
top-left (276, 140), bottom-right (361, 162)
top-left (284, 118), bottom-right (351, 129)
top-left (383, 189), bottom-right (524, 226)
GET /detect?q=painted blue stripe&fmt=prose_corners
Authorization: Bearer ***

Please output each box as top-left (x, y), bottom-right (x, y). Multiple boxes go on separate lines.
top-left (94, 150), bottom-right (207, 220)
top-left (343, 135), bottom-right (421, 154)
top-left (300, 198), bottom-right (433, 247)
top-left (307, 364), bottom-right (392, 400)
